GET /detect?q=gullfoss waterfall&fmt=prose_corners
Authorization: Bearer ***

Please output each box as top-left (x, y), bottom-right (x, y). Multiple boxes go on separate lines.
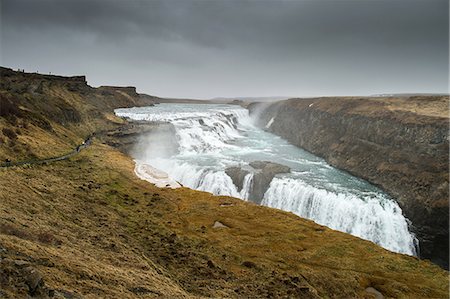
top-left (115, 104), bottom-right (418, 255)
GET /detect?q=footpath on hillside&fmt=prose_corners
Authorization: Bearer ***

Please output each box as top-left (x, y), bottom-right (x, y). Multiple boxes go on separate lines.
top-left (0, 136), bottom-right (93, 168)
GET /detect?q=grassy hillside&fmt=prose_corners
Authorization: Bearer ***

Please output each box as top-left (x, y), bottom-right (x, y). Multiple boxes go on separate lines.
top-left (1, 68), bottom-right (448, 298)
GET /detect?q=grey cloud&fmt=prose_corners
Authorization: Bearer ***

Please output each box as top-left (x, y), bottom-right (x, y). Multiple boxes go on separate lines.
top-left (1, 0), bottom-right (448, 98)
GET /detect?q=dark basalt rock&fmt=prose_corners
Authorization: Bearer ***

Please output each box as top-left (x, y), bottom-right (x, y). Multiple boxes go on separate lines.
top-left (101, 122), bottom-right (179, 158)
top-left (0, 258), bottom-right (54, 298)
top-left (249, 161), bottom-right (290, 204)
top-left (24, 266), bottom-right (44, 296)
top-left (225, 167), bottom-right (250, 192)
top-left (226, 161), bottom-right (290, 204)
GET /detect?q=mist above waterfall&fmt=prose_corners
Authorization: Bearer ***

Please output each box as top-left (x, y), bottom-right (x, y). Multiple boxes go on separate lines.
top-left (115, 103), bottom-right (418, 255)
top-left (131, 124), bottom-right (179, 161)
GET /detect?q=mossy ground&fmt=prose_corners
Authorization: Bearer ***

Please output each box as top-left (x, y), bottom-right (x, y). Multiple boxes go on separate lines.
top-left (1, 141), bottom-right (448, 298)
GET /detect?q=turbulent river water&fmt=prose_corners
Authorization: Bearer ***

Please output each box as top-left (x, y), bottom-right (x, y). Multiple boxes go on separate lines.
top-left (116, 103), bottom-right (418, 255)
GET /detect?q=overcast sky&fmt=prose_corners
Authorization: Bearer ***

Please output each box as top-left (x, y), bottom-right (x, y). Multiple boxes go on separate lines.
top-left (1, 0), bottom-right (448, 99)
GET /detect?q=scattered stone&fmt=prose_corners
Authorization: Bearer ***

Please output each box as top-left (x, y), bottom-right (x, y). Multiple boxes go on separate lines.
top-left (13, 259), bottom-right (30, 267)
top-left (213, 221), bottom-right (229, 229)
top-left (129, 286), bottom-right (159, 295)
top-left (366, 287), bottom-right (384, 299)
top-left (167, 233), bottom-right (177, 243)
top-left (242, 261), bottom-right (257, 268)
top-left (53, 289), bottom-right (83, 299)
top-left (207, 260), bottom-right (215, 268)
top-left (23, 266), bottom-right (44, 295)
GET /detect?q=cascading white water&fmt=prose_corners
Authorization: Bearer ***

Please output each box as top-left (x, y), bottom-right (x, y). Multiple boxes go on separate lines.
top-left (263, 178), bottom-right (417, 254)
top-left (118, 105), bottom-right (247, 154)
top-left (240, 173), bottom-right (254, 200)
top-left (115, 103), bottom-right (418, 256)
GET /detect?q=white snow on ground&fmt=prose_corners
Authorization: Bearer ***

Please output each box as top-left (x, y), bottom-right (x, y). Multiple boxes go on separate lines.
top-left (135, 162), bottom-right (181, 189)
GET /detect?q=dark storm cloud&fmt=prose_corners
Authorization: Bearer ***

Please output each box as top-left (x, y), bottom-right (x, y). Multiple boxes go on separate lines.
top-left (1, 0), bottom-right (448, 98)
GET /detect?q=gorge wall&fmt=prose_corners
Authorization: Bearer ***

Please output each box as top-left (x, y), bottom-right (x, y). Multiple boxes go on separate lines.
top-left (249, 96), bottom-right (449, 269)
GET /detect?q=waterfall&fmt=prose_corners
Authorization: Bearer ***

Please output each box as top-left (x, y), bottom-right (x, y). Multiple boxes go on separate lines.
top-left (115, 103), bottom-right (418, 256)
top-left (240, 173), bottom-right (254, 200)
top-left (262, 178), bottom-right (417, 255)
top-left (116, 105), bottom-right (249, 154)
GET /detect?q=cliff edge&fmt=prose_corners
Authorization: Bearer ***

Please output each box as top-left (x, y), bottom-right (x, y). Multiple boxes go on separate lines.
top-left (249, 96), bottom-right (449, 269)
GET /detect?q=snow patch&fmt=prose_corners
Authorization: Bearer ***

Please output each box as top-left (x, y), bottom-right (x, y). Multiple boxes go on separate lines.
top-left (135, 162), bottom-right (181, 188)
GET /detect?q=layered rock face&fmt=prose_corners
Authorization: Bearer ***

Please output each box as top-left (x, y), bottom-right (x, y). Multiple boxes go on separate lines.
top-left (0, 66), bottom-right (159, 162)
top-left (101, 122), bottom-right (178, 157)
top-left (226, 161), bottom-right (290, 203)
top-left (249, 96), bottom-right (449, 269)
top-left (0, 67), bottom-right (159, 120)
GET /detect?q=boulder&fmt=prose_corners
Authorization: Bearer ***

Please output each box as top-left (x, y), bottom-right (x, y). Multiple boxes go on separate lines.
top-left (213, 221), bottom-right (229, 228)
top-left (24, 266), bottom-right (44, 296)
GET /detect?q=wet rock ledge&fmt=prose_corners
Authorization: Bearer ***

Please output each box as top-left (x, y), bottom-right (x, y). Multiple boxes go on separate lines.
top-left (226, 161), bottom-right (290, 204)
top-left (100, 122), bottom-right (178, 157)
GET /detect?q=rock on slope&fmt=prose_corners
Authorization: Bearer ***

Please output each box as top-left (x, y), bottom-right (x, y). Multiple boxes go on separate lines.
top-left (249, 96), bottom-right (449, 269)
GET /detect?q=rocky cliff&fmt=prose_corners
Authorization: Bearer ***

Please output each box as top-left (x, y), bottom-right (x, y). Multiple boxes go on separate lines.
top-left (0, 67), bottom-right (158, 161)
top-left (249, 96), bottom-right (449, 269)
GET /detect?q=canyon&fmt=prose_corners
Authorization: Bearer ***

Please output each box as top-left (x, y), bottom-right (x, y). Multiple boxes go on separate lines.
top-left (249, 96), bottom-right (449, 269)
top-left (0, 67), bottom-right (448, 298)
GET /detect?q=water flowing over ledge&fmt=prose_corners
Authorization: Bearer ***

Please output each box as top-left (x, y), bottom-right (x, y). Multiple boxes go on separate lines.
top-left (115, 104), bottom-right (418, 255)
top-left (263, 178), bottom-right (417, 254)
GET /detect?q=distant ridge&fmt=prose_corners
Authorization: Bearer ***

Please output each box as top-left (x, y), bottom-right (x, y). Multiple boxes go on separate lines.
top-left (211, 96), bottom-right (292, 102)
top-left (371, 93), bottom-right (449, 97)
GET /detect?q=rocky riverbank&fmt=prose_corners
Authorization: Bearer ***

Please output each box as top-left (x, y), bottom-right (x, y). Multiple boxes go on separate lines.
top-left (249, 96), bottom-right (449, 269)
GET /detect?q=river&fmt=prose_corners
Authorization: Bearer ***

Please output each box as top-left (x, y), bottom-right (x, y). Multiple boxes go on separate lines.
top-left (115, 103), bottom-right (418, 255)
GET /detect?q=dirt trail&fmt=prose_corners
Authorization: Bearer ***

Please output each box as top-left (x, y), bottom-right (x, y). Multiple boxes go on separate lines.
top-left (0, 136), bottom-right (93, 168)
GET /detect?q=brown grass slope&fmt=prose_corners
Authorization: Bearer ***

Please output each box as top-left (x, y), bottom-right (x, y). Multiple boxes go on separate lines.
top-left (0, 68), bottom-right (448, 298)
